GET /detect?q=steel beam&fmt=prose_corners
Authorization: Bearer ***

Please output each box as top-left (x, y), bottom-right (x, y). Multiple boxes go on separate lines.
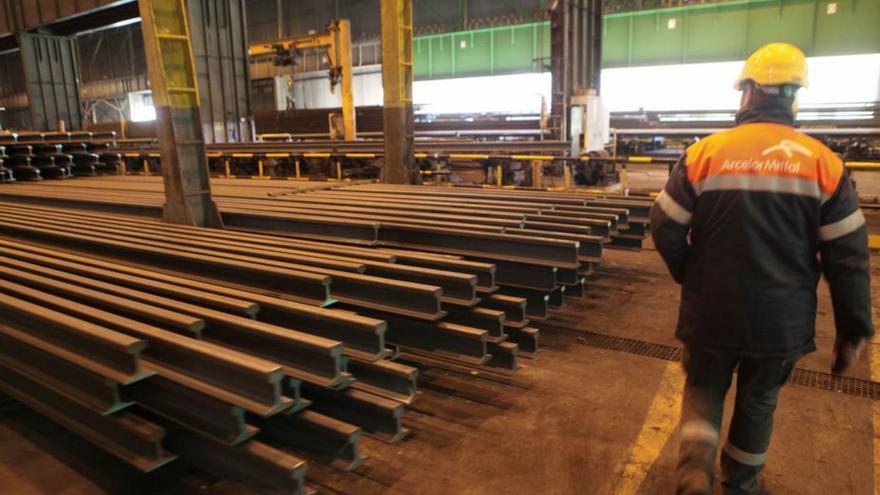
top-left (486, 341), bottom-right (519, 373)
top-left (347, 358), bottom-right (418, 405)
top-left (0, 255), bottom-right (347, 391)
top-left (505, 327), bottom-right (539, 358)
top-left (0, 237), bottom-right (388, 361)
top-left (139, 0), bottom-right (223, 227)
top-left (378, 223), bottom-right (580, 269)
top-left (496, 288), bottom-right (549, 320)
top-left (0, 278), bottom-right (292, 416)
top-left (162, 426), bottom-right (307, 495)
top-left (0, 292), bottom-right (148, 385)
top-left (259, 410), bottom-right (366, 471)
top-left (302, 384), bottom-right (408, 443)
top-left (379, 0), bottom-right (415, 184)
top-left (125, 371), bottom-right (258, 446)
top-left (481, 294), bottom-right (530, 328)
top-left (0, 362), bottom-right (175, 472)
top-left (0, 323), bottom-right (137, 414)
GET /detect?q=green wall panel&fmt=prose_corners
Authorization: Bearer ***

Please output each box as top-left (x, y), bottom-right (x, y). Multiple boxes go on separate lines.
top-left (413, 22), bottom-right (548, 80)
top-left (685, 7), bottom-right (749, 62)
top-left (813, 0), bottom-right (880, 56)
top-left (603, 0), bottom-right (880, 68)
top-left (629, 12), bottom-right (685, 65)
top-left (602, 17), bottom-right (629, 64)
top-left (745, 1), bottom-right (814, 56)
top-left (412, 0), bottom-right (879, 80)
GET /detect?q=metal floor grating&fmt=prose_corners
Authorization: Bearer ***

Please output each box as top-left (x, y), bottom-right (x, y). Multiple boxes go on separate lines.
top-left (543, 324), bottom-right (880, 400)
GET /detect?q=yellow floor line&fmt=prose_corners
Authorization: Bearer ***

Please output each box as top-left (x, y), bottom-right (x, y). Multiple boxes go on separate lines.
top-left (868, 235), bottom-right (880, 251)
top-left (612, 361), bottom-right (686, 494)
top-left (870, 344), bottom-right (880, 494)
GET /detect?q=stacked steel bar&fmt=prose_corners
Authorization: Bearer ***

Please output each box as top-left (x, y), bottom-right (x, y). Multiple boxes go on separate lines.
top-left (0, 176), bottom-right (653, 491)
top-left (0, 133), bottom-right (122, 181)
top-left (0, 236), bottom-right (408, 494)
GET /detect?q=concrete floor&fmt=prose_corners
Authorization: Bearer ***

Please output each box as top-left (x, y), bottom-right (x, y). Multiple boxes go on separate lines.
top-left (1, 212), bottom-right (878, 494)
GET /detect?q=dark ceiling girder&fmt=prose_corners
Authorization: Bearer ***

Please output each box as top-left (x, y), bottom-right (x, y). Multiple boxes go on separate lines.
top-left (0, 1), bottom-right (138, 52)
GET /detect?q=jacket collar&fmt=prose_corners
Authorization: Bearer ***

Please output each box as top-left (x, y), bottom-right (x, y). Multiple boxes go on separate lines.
top-left (734, 101), bottom-right (795, 127)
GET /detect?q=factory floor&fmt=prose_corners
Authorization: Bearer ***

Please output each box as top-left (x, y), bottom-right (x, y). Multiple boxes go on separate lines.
top-left (1, 212), bottom-right (878, 495)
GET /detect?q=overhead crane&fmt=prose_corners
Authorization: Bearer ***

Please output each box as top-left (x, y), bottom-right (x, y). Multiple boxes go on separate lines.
top-left (249, 20), bottom-right (357, 141)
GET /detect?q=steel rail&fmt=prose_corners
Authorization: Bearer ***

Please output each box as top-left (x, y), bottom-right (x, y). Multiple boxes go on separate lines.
top-left (223, 201), bottom-right (510, 233)
top-left (0, 237), bottom-right (389, 361)
top-left (498, 287), bottom-right (551, 320)
top-left (504, 327), bottom-right (540, 358)
top-left (0, 323), bottom-right (137, 414)
top-left (301, 384), bottom-right (408, 443)
top-left (258, 409), bottom-right (366, 471)
top-left (125, 368), bottom-right (258, 446)
top-left (359, 310), bottom-right (489, 365)
top-left (0, 213), bottom-right (334, 306)
top-left (0, 210), bottom-right (448, 319)
top-left (377, 249), bottom-right (497, 293)
top-left (486, 341), bottom-right (519, 373)
top-left (217, 195), bottom-right (527, 229)
top-left (377, 223), bottom-right (580, 269)
top-left (161, 425), bottom-right (308, 495)
top-left (0, 203), bottom-right (466, 309)
top-left (0, 262), bottom-right (207, 336)
top-left (514, 228), bottom-right (604, 262)
top-left (0, 362), bottom-right (176, 472)
top-left (0, 279), bottom-right (293, 416)
top-left (441, 306), bottom-right (507, 340)
top-left (480, 294), bottom-right (530, 328)
top-left (0, 292), bottom-right (149, 385)
top-left (305, 189), bottom-right (559, 213)
top-left (346, 358), bottom-right (419, 405)
top-left (0, 257), bottom-right (348, 390)
top-left (0, 187), bottom-right (382, 245)
top-left (549, 286), bottom-right (567, 308)
top-left (0, 243), bottom-right (258, 317)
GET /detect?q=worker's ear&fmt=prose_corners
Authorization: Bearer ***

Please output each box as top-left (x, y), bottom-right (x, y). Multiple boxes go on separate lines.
top-left (739, 83), bottom-right (753, 108)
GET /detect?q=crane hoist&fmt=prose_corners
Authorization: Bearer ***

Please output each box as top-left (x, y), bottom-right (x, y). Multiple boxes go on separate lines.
top-left (249, 20), bottom-right (356, 141)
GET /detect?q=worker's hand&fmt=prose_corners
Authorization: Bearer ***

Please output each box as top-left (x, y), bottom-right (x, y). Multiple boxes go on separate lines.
top-left (831, 336), bottom-right (868, 375)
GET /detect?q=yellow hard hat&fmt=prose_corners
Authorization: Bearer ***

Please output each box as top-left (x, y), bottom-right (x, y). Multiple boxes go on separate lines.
top-left (734, 42), bottom-right (809, 90)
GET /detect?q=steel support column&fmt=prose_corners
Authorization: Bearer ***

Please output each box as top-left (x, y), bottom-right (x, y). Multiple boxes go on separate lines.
top-left (17, 33), bottom-right (83, 131)
top-left (138, 0), bottom-right (222, 227)
top-left (188, 0), bottom-right (253, 143)
top-left (379, 0), bottom-right (415, 184)
top-left (548, 0), bottom-right (602, 140)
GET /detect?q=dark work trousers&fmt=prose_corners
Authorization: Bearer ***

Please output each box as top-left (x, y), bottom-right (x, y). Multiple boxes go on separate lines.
top-left (675, 347), bottom-right (797, 495)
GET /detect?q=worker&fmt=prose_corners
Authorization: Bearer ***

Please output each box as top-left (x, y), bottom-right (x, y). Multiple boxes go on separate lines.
top-left (650, 42), bottom-right (873, 495)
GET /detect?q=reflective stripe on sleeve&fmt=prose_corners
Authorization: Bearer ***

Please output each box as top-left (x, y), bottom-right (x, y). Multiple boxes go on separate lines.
top-left (680, 419), bottom-right (719, 446)
top-left (693, 174), bottom-right (822, 200)
top-left (723, 441), bottom-right (767, 466)
top-left (655, 190), bottom-right (693, 226)
top-left (819, 209), bottom-right (866, 241)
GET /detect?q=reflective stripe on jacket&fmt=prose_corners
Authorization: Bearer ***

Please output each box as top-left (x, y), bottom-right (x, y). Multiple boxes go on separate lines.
top-left (650, 121), bottom-right (873, 358)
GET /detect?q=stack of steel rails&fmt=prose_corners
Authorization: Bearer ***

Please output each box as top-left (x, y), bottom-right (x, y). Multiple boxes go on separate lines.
top-left (0, 133), bottom-right (123, 181)
top-left (0, 176), bottom-right (652, 490)
top-left (0, 148), bottom-right (12, 183)
top-left (0, 176), bottom-right (652, 249)
top-left (0, 230), bottom-right (436, 493)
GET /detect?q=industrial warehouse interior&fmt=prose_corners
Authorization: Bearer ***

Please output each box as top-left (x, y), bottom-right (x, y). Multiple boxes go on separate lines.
top-left (0, 0), bottom-right (877, 494)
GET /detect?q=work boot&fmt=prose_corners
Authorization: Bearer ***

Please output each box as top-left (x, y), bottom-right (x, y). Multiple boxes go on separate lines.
top-left (720, 448), bottom-right (765, 495)
top-left (677, 469), bottom-right (712, 495)
top-left (676, 441), bottom-right (716, 495)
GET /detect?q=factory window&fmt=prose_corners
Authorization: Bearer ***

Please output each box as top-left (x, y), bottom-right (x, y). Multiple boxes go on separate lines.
top-left (600, 53), bottom-right (880, 117)
top-left (129, 91), bottom-right (157, 122)
top-left (413, 72), bottom-right (551, 115)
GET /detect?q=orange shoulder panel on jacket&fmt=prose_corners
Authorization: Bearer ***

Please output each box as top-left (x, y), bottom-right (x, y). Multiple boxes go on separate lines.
top-left (796, 133), bottom-right (844, 197)
top-left (684, 123), bottom-right (842, 195)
